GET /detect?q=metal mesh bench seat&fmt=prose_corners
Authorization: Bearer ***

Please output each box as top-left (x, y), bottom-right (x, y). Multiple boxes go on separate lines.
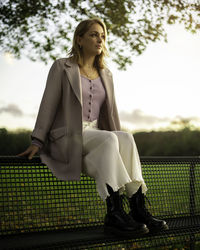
top-left (0, 156), bottom-right (200, 249)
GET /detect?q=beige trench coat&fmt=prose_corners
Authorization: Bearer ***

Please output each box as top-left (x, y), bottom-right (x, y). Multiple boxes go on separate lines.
top-left (31, 58), bottom-right (121, 181)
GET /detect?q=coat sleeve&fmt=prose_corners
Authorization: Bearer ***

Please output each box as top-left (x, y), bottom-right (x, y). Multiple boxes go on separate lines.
top-left (99, 68), bottom-right (121, 131)
top-left (112, 93), bottom-right (121, 130)
top-left (110, 71), bottom-right (121, 131)
top-left (31, 60), bottom-right (62, 142)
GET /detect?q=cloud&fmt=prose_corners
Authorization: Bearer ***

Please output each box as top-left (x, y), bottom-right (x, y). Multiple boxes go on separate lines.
top-left (0, 103), bottom-right (37, 122)
top-left (0, 104), bottom-right (24, 117)
top-left (119, 109), bottom-right (170, 126)
top-left (119, 109), bottom-right (200, 131)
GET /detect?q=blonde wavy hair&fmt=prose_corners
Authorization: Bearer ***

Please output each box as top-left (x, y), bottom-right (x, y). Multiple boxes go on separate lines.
top-left (69, 18), bottom-right (108, 69)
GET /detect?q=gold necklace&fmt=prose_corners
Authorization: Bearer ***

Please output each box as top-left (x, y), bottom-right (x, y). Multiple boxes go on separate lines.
top-left (80, 67), bottom-right (98, 79)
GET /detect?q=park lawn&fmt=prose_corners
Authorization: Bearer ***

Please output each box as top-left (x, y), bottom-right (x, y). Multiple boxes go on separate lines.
top-left (0, 162), bottom-right (200, 234)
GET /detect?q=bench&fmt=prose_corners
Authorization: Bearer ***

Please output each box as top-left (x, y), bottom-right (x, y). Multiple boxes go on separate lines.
top-left (0, 156), bottom-right (200, 249)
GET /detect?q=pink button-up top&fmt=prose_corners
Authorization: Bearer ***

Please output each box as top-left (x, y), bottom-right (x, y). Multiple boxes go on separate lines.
top-left (81, 75), bottom-right (106, 122)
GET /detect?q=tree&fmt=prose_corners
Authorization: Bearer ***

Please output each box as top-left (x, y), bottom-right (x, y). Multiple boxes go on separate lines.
top-left (0, 127), bottom-right (31, 155)
top-left (0, 0), bottom-right (200, 69)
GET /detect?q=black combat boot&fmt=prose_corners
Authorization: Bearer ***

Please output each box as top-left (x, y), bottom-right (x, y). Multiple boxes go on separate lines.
top-left (129, 186), bottom-right (168, 232)
top-left (104, 185), bottom-right (149, 237)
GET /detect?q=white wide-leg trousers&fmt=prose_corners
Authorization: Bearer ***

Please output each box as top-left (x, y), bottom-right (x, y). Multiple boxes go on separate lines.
top-left (82, 120), bottom-right (147, 201)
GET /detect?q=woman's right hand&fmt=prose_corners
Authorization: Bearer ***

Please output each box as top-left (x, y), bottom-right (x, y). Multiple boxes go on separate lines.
top-left (16, 144), bottom-right (39, 160)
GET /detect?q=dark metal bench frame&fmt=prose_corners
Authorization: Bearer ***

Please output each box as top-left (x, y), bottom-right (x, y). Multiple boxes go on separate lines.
top-left (0, 156), bottom-right (200, 249)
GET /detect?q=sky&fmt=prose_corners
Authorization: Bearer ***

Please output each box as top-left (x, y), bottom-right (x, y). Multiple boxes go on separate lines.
top-left (0, 24), bottom-right (200, 132)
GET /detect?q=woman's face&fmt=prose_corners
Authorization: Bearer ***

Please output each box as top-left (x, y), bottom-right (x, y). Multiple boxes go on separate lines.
top-left (78, 23), bottom-right (105, 57)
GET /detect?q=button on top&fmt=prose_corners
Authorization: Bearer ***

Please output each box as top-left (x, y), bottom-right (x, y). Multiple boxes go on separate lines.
top-left (81, 74), bottom-right (106, 122)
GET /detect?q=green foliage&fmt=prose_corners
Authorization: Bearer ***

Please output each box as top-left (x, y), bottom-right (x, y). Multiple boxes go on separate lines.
top-left (0, 128), bottom-right (31, 156)
top-left (1, 126), bottom-right (200, 156)
top-left (134, 128), bottom-right (200, 156)
top-left (0, 0), bottom-right (200, 69)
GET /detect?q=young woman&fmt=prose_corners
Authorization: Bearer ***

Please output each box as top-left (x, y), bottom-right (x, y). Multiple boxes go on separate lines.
top-left (18, 18), bottom-right (168, 236)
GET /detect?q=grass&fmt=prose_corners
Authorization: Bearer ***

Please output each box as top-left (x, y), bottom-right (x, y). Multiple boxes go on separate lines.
top-left (0, 161), bottom-right (200, 249)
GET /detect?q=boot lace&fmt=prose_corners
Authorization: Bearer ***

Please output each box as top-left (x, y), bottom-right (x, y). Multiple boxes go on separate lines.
top-left (141, 194), bottom-right (152, 218)
top-left (120, 194), bottom-right (153, 219)
top-left (120, 194), bottom-right (130, 213)
top-left (118, 194), bottom-right (133, 222)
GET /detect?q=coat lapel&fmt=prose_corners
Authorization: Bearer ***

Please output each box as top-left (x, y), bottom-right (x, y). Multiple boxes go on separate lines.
top-left (64, 59), bottom-right (82, 106)
top-left (99, 68), bottom-right (114, 112)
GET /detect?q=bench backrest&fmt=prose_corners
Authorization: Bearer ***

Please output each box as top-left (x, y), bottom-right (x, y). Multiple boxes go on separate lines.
top-left (0, 156), bottom-right (200, 236)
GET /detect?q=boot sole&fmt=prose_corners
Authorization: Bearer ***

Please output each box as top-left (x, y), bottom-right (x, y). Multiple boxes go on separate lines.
top-left (104, 225), bottom-right (149, 237)
top-left (148, 223), bottom-right (169, 233)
